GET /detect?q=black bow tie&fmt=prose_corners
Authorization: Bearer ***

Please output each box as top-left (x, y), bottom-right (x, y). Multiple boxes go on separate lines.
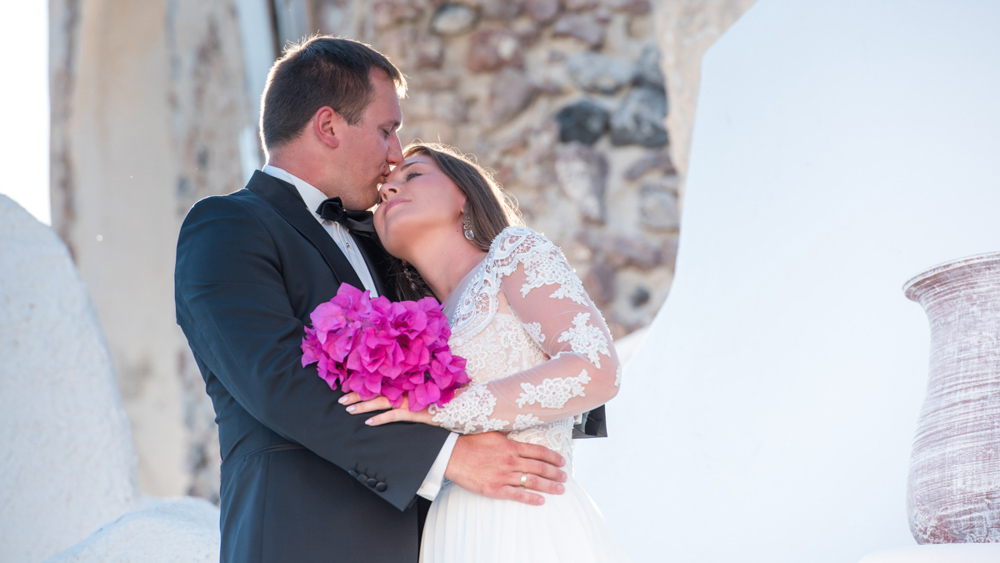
top-left (315, 197), bottom-right (375, 237)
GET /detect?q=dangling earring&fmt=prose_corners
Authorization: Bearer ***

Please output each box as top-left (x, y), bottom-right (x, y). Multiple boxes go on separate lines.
top-left (462, 214), bottom-right (475, 241)
top-left (402, 261), bottom-right (418, 291)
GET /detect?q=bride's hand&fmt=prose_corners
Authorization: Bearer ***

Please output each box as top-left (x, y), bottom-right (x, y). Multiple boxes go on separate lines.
top-left (339, 392), bottom-right (437, 426)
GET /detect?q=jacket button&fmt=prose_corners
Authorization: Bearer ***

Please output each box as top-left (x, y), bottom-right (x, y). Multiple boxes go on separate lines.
top-left (357, 473), bottom-right (368, 482)
top-left (366, 477), bottom-right (378, 488)
top-left (375, 482), bottom-right (387, 492)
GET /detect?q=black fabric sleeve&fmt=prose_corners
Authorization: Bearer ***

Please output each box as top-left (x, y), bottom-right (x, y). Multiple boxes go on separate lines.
top-left (175, 196), bottom-right (450, 510)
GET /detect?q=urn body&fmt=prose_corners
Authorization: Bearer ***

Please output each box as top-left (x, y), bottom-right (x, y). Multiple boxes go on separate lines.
top-left (904, 253), bottom-right (1000, 543)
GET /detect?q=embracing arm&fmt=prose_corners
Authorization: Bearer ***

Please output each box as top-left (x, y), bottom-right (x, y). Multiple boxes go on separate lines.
top-left (350, 229), bottom-right (620, 434)
top-left (175, 195), bottom-right (450, 510)
top-left (431, 232), bottom-right (620, 433)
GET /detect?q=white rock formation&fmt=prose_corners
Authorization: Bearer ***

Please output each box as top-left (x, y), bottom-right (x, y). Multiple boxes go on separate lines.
top-left (48, 498), bottom-right (220, 562)
top-left (0, 195), bottom-right (219, 561)
top-left (574, 0), bottom-right (1000, 561)
top-left (1, 194), bottom-right (137, 561)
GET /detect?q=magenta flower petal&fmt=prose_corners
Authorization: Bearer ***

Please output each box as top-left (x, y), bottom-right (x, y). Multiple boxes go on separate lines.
top-left (382, 385), bottom-right (405, 408)
top-left (302, 288), bottom-right (469, 414)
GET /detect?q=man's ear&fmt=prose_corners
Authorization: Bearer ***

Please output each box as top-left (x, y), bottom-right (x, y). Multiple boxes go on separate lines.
top-left (313, 106), bottom-right (341, 150)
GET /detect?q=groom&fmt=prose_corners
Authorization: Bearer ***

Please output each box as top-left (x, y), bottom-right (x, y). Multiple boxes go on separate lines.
top-left (175, 36), bottom-right (567, 563)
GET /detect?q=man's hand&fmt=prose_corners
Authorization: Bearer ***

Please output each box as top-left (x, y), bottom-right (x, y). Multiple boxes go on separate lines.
top-left (445, 433), bottom-right (567, 506)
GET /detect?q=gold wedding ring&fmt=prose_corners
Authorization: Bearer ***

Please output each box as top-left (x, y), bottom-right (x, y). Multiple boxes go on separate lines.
top-left (519, 473), bottom-right (528, 487)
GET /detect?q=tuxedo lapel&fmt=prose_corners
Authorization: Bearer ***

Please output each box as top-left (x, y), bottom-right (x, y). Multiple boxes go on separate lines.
top-left (245, 171), bottom-right (365, 290)
top-left (356, 235), bottom-right (395, 300)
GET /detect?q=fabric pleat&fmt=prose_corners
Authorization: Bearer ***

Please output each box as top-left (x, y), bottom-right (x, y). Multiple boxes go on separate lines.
top-left (420, 478), bottom-right (629, 563)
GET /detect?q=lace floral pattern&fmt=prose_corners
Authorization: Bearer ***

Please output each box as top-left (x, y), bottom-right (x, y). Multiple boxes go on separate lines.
top-left (523, 322), bottom-right (545, 345)
top-left (432, 227), bottom-right (621, 460)
top-left (513, 413), bottom-right (542, 431)
top-left (516, 370), bottom-right (591, 409)
top-left (519, 253), bottom-right (588, 305)
top-left (450, 227), bottom-right (585, 345)
top-left (556, 312), bottom-right (611, 368)
top-left (431, 384), bottom-right (508, 435)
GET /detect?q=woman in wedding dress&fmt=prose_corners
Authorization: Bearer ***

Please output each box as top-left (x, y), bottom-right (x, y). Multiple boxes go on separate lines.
top-left (341, 143), bottom-right (628, 563)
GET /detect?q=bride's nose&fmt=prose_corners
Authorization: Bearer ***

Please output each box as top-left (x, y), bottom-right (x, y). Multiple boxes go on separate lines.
top-left (379, 181), bottom-right (399, 203)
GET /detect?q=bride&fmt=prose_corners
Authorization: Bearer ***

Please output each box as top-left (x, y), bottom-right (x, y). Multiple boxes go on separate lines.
top-left (341, 142), bottom-right (628, 563)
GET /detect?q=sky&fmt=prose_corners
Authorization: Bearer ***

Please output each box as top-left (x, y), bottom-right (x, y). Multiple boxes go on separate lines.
top-left (1, 2), bottom-right (50, 224)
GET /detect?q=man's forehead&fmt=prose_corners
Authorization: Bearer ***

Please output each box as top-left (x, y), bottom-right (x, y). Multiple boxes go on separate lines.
top-left (369, 83), bottom-right (402, 124)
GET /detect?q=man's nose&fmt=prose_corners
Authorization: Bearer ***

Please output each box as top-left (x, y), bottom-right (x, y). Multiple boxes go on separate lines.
top-left (387, 132), bottom-right (403, 166)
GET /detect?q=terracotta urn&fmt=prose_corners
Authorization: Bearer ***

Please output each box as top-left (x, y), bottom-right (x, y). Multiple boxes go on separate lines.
top-left (904, 252), bottom-right (1000, 543)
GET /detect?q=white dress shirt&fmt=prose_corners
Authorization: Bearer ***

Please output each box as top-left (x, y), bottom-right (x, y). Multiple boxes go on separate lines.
top-left (261, 165), bottom-right (457, 500)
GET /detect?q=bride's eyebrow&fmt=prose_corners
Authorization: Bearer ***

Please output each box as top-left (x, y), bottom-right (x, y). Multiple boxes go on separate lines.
top-left (398, 161), bottom-right (424, 173)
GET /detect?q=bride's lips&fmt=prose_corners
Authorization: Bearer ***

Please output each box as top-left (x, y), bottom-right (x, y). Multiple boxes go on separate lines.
top-left (379, 198), bottom-right (406, 215)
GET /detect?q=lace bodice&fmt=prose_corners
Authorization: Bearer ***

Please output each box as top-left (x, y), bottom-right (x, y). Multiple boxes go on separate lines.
top-left (431, 227), bottom-right (621, 463)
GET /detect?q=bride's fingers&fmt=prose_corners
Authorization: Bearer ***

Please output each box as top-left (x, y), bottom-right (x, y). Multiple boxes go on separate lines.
top-left (364, 406), bottom-right (435, 426)
top-left (338, 392), bottom-right (363, 406)
top-left (345, 396), bottom-right (393, 414)
top-left (364, 408), bottom-right (411, 426)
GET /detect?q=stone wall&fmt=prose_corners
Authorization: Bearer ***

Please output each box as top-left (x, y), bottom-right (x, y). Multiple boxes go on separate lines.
top-left (314, 0), bottom-right (680, 336)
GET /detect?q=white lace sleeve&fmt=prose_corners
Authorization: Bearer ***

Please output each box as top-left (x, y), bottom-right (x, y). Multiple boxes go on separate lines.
top-left (431, 228), bottom-right (620, 433)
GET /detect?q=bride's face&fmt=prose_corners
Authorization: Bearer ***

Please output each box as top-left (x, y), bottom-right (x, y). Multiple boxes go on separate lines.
top-left (374, 154), bottom-right (467, 259)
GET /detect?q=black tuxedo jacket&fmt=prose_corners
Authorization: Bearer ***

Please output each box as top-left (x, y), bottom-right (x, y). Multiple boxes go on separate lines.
top-left (175, 171), bottom-right (451, 563)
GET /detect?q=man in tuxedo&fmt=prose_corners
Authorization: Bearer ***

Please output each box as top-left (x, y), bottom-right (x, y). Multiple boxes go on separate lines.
top-left (175, 36), bottom-right (567, 563)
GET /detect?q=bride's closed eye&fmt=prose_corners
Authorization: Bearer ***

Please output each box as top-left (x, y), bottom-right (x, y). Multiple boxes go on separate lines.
top-left (405, 171), bottom-right (421, 181)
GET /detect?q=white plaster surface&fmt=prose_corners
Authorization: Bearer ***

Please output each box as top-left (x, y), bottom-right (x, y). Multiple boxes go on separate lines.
top-left (574, 1), bottom-right (1000, 561)
top-left (47, 497), bottom-right (221, 562)
top-left (0, 195), bottom-right (138, 561)
top-left (1, 195), bottom-right (220, 561)
top-left (858, 544), bottom-right (1000, 563)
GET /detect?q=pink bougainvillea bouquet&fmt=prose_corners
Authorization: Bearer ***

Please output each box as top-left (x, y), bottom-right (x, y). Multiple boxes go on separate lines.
top-left (301, 284), bottom-right (469, 412)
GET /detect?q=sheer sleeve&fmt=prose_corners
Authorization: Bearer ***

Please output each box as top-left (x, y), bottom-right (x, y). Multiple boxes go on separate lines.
top-left (431, 228), bottom-right (621, 434)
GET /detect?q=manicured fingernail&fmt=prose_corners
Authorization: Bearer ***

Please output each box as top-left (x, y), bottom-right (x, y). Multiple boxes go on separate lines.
top-left (536, 496), bottom-right (545, 505)
top-left (561, 471), bottom-right (568, 482)
top-left (365, 418), bottom-right (374, 425)
top-left (338, 396), bottom-right (348, 404)
top-left (556, 484), bottom-right (565, 494)
top-left (346, 405), bottom-right (356, 413)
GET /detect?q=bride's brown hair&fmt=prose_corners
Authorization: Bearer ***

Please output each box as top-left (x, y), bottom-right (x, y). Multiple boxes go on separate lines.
top-left (385, 142), bottom-right (524, 301)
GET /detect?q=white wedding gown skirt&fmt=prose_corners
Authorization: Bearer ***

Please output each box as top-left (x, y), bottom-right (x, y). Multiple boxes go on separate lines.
top-left (421, 228), bottom-right (629, 562)
top-left (420, 477), bottom-right (629, 563)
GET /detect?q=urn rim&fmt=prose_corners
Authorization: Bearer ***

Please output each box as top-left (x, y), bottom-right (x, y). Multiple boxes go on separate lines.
top-left (903, 251), bottom-right (1000, 301)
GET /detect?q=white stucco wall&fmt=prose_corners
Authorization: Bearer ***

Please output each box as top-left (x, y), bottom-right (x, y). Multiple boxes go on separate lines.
top-left (574, 1), bottom-right (1000, 561)
top-left (0, 195), bottom-right (138, 561)
top-left (1, 195), bottom-right (221, 561)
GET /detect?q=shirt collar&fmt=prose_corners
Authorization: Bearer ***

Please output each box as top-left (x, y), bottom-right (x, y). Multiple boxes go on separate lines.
top-left (262, 164), bottom-right (327, 220)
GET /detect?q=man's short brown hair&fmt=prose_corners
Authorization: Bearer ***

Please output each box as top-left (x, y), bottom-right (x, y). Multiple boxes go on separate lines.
top-left (260, 35), bottom-right (407, 151)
